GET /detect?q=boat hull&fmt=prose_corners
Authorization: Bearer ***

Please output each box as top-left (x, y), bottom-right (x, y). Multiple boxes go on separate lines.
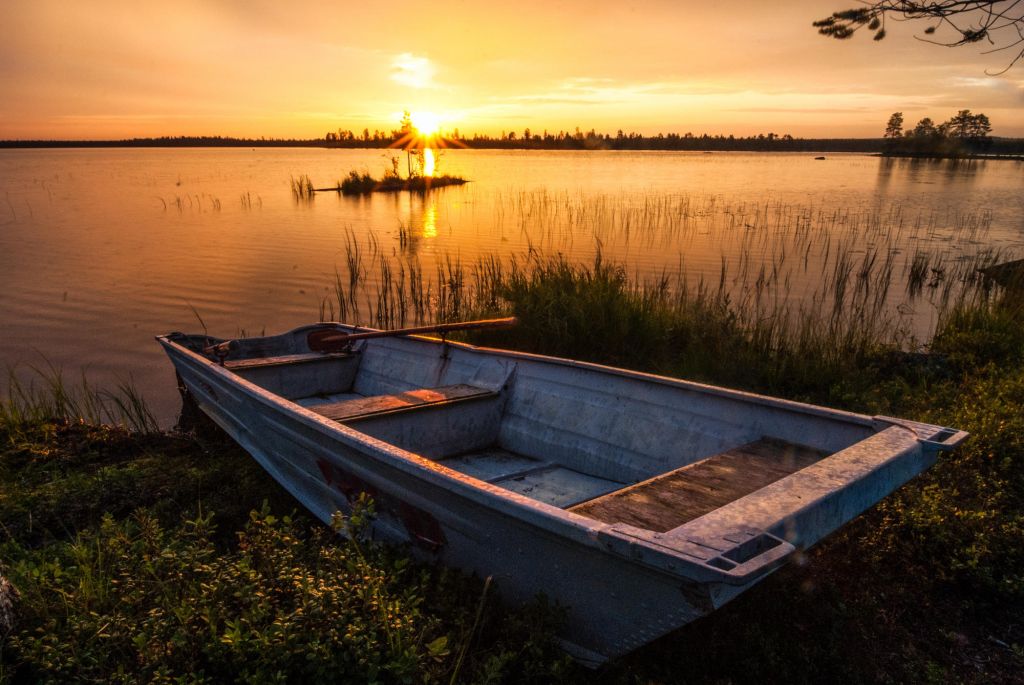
top-left (158, 326), bottom-right (966, 664)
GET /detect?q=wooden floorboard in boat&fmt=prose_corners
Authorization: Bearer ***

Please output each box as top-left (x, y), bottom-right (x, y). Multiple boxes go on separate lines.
top-left (569, 437), bottom-right (828, 532)
top-left (311, 384), bottom-right (493, 422)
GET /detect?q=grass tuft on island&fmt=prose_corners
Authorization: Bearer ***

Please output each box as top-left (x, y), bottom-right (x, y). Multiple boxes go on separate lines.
top-left (330, 170), bottom-right (468, 195)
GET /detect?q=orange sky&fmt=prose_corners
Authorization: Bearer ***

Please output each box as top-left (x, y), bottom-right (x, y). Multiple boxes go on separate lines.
top-left (1, 0), bottom-right (1022, 139)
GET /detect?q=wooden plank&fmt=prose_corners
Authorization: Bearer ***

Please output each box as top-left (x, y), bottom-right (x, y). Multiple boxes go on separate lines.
top-left (310, 384), bottom-right (493, 422)
top-left (224, 351), bottom-right (350, 370)
top-left (569, 437), bottom-right (828, 532)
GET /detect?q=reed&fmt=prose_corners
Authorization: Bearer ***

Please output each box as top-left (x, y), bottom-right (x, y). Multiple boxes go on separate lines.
top-left (239, 191), bottom-right (262, 210)
top-left (1, 364), bottom-right (159, 441)
top-left (315, 226), bottom-right (1013, 401)
top-left (290, 174), bottom-right (314, 200)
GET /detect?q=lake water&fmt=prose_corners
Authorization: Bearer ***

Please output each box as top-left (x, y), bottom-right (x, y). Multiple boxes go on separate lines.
top-left (1, 148), bottom-right (1022, 424)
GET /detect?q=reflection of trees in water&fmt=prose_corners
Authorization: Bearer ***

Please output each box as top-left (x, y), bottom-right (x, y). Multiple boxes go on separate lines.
top-left (876, 156), bottom-right (985, 190)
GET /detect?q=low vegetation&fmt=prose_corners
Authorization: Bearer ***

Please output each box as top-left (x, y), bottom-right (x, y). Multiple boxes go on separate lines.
top-left (336, 169), bottom-right (468, 195)
top-left (289, 174), bottom-right (314, 200)
top-left (0, 385), bottom-right (571, 684)
top-left (2, 249), bottom-right (1023, 682)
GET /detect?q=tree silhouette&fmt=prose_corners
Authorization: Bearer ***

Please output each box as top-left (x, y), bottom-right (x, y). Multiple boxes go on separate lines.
top-left (912, 117), bottom-right (937, 137)
top-left (881, 109), bottom-right (995, 156)
top-left (815, 1), bottom-right (1024, 73)
top-left (884, 112), bottom-right (904, 138)
top-left (883, 112), bottom-right (904, 152)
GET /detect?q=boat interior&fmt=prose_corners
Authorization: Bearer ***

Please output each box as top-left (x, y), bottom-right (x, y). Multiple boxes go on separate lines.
top-left (196, 328), bottom-right (875, 533)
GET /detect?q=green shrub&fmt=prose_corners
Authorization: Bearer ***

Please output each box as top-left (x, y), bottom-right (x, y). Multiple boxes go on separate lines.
top-left (5, 504), bottom-right (437, 683)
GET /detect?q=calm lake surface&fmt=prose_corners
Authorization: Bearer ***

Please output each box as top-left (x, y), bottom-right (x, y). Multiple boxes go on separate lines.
top-left (1, 148), bottom-right (1022, 424)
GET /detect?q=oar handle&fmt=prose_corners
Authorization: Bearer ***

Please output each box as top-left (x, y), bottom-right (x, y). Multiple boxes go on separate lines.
top-left (308, 317), bottom-right (518, 352)
top-left (204, 339), bottom-right (238, 359)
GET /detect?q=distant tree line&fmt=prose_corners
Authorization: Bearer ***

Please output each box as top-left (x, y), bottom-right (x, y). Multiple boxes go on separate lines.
top-left (321, 124), bottom-right (1024, 154)
top-left (3, 127), bottom-right (1023, 156)
top-left (322, 126), bottom-right (889, 152)
top-left (0, 136), bottom-right (329, 148)
top-left (882, 109), bottom-right (1005, 156)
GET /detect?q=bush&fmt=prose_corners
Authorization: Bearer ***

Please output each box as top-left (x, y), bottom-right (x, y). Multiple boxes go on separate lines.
top-left (4, 504), bottom-right (445, 683)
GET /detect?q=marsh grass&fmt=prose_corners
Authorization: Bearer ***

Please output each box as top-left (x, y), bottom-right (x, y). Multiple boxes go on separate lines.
top-left (239, 191), bottom-right (262, 210)
top-left (161, 193), bottom-right (222, 213)
top-left (318, 186), bottom-right (1011, 336)
top-left (1, 364), bottom-right (158, 441)
top-left (290, 174), bottom-right (314, 200)
top-left (315, 224), bottom-right (1011, 403)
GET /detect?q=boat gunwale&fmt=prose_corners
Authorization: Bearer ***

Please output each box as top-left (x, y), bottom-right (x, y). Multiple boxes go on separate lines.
top-left (199, 322), bottom-right (885, 429)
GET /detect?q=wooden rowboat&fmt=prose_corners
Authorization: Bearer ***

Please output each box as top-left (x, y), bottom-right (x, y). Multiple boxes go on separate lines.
top-left (157, 319), bottom-right (967, 665)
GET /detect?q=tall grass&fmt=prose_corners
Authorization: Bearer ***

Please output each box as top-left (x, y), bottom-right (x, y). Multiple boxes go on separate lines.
top-left (290, 174), bottom-right (314, 200)
top-left (239, 191), bottom-right (262, 210)
top-left (1, 364), bottom-right (158, 441)
top-left (315, 226), bottom-right (1009, 399)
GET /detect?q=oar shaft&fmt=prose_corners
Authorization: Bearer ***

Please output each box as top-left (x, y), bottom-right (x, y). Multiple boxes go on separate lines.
top-left (315, 317), bottom-right (518, 345)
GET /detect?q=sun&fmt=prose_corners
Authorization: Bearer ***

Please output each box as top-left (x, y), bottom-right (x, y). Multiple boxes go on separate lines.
top-left (410, 111), bottom-right (441, 137)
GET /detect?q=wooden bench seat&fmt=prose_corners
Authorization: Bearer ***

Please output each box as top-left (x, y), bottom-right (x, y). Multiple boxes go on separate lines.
top-left (309, 384), bottom-right (495, 422)
top-left (569, 437), bottom-right (828, 532)
top-left (224, 351), bottom-right (351, 370)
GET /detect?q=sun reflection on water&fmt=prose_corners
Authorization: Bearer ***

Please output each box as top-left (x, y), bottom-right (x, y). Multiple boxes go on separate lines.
top-left (423, 148), bottom-right (435, 177)
top-left (422, 199), bottom-right (437, 238)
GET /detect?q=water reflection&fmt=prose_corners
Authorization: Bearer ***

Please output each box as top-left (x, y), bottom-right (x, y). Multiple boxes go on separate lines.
top-left (877, 156), bottom-right (985, 190)
top-left (397, 194), bottom-right (439, 255)
top-left (422, 198), bottom-right (437, 239)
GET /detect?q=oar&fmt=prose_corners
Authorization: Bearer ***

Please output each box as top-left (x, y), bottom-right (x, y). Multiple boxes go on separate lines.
top-left (307, 317), bottom-right (518, 353)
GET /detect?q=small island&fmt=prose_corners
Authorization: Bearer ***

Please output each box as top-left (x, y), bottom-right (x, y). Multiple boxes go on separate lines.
top-left (879, 109), bottom-right (1021, 160)
top-left (331, 170), bottom-right (467, 195)
top-left (318, 111), bottom-right (468, 195)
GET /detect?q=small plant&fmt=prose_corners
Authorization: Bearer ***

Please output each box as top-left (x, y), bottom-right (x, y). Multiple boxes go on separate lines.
top-left (290, 174), bottom-right (314, 200)
top-left (239, 191), bottom-right (262, 210)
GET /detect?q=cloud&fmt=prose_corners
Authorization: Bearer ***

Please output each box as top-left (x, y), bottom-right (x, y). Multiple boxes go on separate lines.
top-left (500, 77), bottom-right (737, 108)
top-left (727, 107), bottom-right (875, 114)
top-left (390, 53), bottom-right (435, 89)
